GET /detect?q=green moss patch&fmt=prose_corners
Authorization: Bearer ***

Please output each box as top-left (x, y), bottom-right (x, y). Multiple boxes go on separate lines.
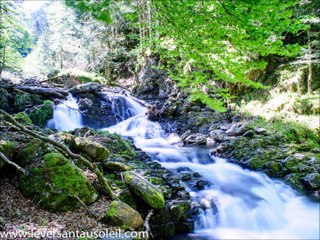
top-left (19, 153), bottom-right (97, 212)
top-left (28, 100), bottom-right (54, 126)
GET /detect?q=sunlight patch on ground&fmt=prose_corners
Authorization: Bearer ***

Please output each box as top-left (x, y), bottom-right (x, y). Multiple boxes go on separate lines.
top-left (240, 91), bottom-right (319, 130)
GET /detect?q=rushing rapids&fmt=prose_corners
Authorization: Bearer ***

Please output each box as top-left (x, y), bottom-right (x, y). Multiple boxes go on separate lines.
top-left (48, 92), bottom-right (320, 240)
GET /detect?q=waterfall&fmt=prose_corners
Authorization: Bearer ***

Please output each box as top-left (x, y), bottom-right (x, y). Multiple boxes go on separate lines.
top-left (102, 91), bottom-right (147, 123)
top-left (103, 94), bottom-right (319, 240)
top-left (47, 94), bottom-right (83, 131)
top-left (51, 92), bottom-right (320, 239)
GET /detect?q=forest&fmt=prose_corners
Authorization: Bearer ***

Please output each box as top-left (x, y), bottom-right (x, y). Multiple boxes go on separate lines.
top-left (0, 0), bottom-right (319, 239)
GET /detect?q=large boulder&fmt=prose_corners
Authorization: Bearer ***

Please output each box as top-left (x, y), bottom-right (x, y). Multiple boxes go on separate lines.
top-left (19, 153), bottom-right (98, 211)
top-left (104, 200), bottom-right (144, 229)
top-left (70, 82), bottom-right (102, 94)
top-left (124, 171), bottom-right (165, 209)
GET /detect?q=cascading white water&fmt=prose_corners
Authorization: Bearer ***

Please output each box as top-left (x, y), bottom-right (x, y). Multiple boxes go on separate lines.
top-left (102, 91), bottom-right (147, 122)
top-left (47, 94), bottom-right (83, 131)
top-left (103, 94), bottom-right (320, 240)
top-left (49, 92), bottom-right (319, 239)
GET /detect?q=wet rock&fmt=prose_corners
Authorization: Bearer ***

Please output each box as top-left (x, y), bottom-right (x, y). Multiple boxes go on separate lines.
top-left (19, 153), bottom-right (98, 211)
top-left (209, 129), bottom-right (225, 142)
top-left (181, 173), bottom-right (192, 181)
top-left (184, 133), bottom-right (207, 145)
top-left (170, 200), bottom-right (191, 222)
top-left (70, 82), bottom-right (102, 94)
top-left (301, 173), bottom-right (320, 190)
top-left (124, 171), bottom-right (165, 209)
top-left (104, 200), bottom-right (143, 229)
top-left (180, 130), bottom-right (192, 141)
top-left (195, 180), bottom-right (210, 190)
top-left (146, 104), bottom-right (160, 121)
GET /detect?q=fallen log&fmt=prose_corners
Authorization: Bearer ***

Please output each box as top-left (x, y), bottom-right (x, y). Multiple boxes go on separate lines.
top-left (15, 85), bottom-right (68, 99)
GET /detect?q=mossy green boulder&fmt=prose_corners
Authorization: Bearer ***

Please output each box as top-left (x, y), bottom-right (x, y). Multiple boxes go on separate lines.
top-left (13, 112), bottom-right (32, 124)
top-left (104, 200), bottom-right (143, 229)
top-left (124, 171), bottom-right (165, 209)
top-left (19, 153), bottom-right (98, 211)
top-left (98, 131), bottom-right (136, 159)
top-left (74, 137), bottom-right (109, 162)
top-left (28, 100), bottom-right (54, 126)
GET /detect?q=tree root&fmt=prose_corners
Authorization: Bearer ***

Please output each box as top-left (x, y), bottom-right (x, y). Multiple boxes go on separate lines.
top-left (0, 109), bottom-right (116, 200)
top-left (144, 209), bottom-right (154, 239)
top-left (0, 152), bottom-right (25, 174)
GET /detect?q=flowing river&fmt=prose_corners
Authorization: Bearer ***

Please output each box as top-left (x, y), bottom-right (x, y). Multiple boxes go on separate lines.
top-left (48, 92), bottom-right (320, 240)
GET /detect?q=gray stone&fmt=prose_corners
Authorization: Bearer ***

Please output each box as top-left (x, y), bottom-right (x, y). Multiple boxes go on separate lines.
top-left (184, 133), bottom-right (207, 145)
top-left (70, 82), bottom-right (102, 94)
top-left (209, 129), bottom-right (225, 142)
top-left (226, 123), bottom-right (247, 136)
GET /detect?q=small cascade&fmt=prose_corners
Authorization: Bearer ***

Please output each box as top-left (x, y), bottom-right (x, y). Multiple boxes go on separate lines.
top-left (103, 92), bottom-right (146, 123)
top-left (47, 94), bottom-right (83, 131)
top-left (50, 91), bottom-right (320, 239)
top-left (103, 94), bottom-right (320, 240)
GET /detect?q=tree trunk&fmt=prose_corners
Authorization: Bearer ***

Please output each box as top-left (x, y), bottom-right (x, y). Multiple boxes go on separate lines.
top-left (308, 63), bottom-right (313, 94)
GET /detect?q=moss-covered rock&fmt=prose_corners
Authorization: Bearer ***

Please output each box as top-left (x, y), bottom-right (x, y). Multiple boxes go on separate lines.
top-left (15, 139), bottom-right (49, 167)
top-left (14, 93), bottom-right (33, 112)
top-left (19, 153), bottom-right (98, 212)
top-left (104, 200), bottom-right (143, 229)
top-left (124, 171), bottom-right (165, 209)
top-left (28, 100), bottom-right (54, 126)
top-left (103, 162), bottom-right (130, 171)
top-left (13, 112), bottom-right (32, 124)
top-left (74, 137), bottom-right (109, 162)
top-left (51, 132), bottom-right (76, 148)
top-left (98, 131), bottom-right (136, 159)
top-left (0, 141), bottom-right (15, 170)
